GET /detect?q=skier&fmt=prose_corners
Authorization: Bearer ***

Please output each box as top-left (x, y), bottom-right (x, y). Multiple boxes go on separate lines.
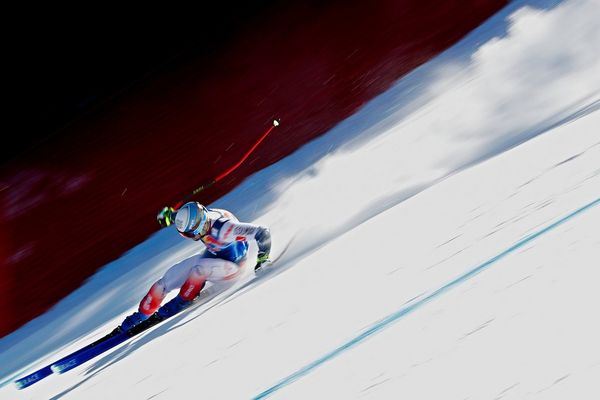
top-left (119, 201), bottom-right (272, 331)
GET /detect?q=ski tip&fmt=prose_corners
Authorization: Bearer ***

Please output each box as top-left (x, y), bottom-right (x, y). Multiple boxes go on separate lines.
top-left (273, 119), bottom-right (280, 127)
top-left (15, 380), bottom-right (28, 390)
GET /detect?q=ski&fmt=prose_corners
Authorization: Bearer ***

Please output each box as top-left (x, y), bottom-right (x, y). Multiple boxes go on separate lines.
top-left (15, 296), bottom-right (204, 389)
top-left (14, 327), bottom-right (123, 389)
top-left (14, 287), bottom-right (212, 389)
top-left (50, 315), bottom-right (163, 374)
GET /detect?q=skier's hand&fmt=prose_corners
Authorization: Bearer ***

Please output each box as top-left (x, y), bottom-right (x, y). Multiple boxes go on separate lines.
top-left (157, 206), bottom-right (176, 228)
top-left (254, 252), bottom-right (270, 271)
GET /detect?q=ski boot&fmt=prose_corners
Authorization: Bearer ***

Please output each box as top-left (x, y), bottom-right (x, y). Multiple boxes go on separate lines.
top-left (119, 311), bottom-right (149, 332)
top-left (156, 295), bottom-right (192, 320)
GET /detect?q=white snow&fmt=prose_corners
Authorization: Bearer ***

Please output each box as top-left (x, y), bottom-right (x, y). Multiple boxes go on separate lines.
top-left (1, 0), bottom-right (599, 399)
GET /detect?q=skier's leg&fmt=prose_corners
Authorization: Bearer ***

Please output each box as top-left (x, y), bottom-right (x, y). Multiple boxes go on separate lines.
top-left (155, 267), bottom-right (206, 318)
top-left (139, 280), bottom-right (167, 316)
top-left (192, 257), bottom-right (243, 283)
top-left (120, 255), bottom-right (199, 330)
top-left (179, 266), bottom-right (207, 301)
top-left (156, 257), bottom-right (242, 318)
top-left (175, 256), bottom-right (242, 300)
top-left (138, 256), bottom-right (199, 315)
top-left (177, 254), bottom-right (244, 300)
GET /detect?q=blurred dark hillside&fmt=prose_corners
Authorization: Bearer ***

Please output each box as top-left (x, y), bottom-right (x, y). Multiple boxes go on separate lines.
top-left (4, 2), bottom-right (285, 163)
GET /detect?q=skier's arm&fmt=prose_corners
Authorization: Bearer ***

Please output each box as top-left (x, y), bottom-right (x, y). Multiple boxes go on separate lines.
top-left (214, 220), bottom-right (272, 257)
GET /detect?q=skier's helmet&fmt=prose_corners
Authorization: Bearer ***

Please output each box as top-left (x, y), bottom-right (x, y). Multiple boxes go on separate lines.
top-left (174, 202), bottom-right (210, 240)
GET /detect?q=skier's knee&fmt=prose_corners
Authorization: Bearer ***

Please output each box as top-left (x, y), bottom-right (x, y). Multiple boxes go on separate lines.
top-left (179, 267), bottom-right (207, 301)
top-left (139, 280), bottom-right (167, 316)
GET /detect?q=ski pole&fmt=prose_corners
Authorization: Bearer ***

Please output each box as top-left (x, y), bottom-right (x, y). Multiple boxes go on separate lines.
top-left (157, 118), bottom-right (280, 227)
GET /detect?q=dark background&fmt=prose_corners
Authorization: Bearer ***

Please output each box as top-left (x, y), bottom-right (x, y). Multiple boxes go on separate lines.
top-left (1, 1), bottom-right (507, 338)
top-left (4, 2), bottom-right (286, 163)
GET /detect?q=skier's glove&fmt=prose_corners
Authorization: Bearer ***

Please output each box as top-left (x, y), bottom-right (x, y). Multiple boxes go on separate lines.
top-left (157, 206), bottom-right (176, 228)
top-left (255, 252), bottom-right (270, 271)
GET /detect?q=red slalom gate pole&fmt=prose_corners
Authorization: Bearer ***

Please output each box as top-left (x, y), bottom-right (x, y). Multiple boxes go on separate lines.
top-left (157, 119), bottom-right (280, 227)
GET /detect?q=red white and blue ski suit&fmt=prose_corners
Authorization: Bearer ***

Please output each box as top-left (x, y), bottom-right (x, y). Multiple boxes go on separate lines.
top-left (138, 208), bottom-right (271, 316)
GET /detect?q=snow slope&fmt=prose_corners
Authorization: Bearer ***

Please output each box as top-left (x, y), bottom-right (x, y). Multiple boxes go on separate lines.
top-left (1, 0), bottom-right (599, 398)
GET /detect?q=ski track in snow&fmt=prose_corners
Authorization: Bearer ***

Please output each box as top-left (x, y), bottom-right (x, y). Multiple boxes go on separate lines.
top-left (1, 0), bottom-right (600, 398)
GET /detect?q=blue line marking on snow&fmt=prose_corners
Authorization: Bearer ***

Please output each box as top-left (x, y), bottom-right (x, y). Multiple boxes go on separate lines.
top-left (254, 197), bottom-right (600, 399)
